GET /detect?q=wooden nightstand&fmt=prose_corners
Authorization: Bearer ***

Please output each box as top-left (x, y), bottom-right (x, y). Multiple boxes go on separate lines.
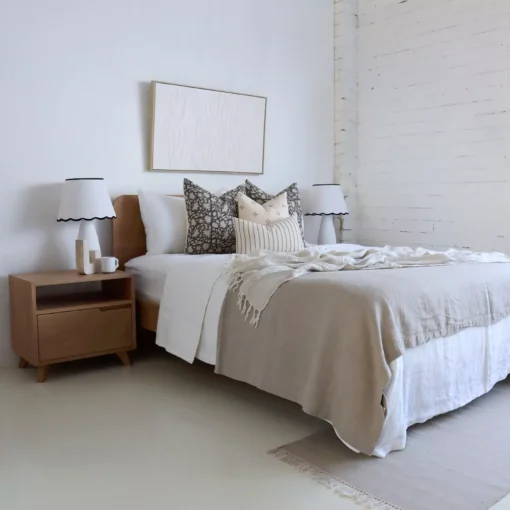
top-left (9, 270), bottom-right (136, 382)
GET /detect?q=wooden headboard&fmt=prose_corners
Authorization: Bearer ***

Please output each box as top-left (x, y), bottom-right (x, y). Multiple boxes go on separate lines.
top-left (112, 195), bottom-right (146, 270)
top-left (112, 194), bottom-right (183, 269)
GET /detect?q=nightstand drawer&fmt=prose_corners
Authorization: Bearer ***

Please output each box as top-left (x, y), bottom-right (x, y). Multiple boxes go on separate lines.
top-left (38, 306), bottom-right (133, 362)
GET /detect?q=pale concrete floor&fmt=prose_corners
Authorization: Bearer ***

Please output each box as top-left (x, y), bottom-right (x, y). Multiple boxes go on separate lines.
top-left (2, 352), bottom-right (510, 510)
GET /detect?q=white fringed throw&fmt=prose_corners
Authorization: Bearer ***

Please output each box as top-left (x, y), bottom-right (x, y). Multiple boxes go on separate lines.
top-left (227, 246), bottom-right (510, 326)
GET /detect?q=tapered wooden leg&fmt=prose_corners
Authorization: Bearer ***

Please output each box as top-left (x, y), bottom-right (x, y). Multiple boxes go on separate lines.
top-left (117, 351), bottom-right (131, 366)
top-left (37, 366), bottom-right (48, 383)
top-left (18, 358), bottom-right (28, 369)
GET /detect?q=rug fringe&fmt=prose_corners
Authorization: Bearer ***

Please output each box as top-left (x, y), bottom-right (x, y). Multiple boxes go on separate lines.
top-left (269, 448), bottom-right (403, 510)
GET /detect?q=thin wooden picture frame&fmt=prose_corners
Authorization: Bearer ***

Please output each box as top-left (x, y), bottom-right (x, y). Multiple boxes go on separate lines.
top-left (149, 81), bottom-right (267, 175)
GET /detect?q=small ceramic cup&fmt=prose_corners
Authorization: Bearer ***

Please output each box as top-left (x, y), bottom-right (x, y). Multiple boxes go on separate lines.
top-left (100, 256), bottom-right (119, 273)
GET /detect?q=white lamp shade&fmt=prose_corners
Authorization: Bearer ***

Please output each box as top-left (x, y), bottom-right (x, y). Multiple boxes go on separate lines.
top-left (305, 184), bottom-right (348, 216)
top-left (57, 178), bottom-right (116, 221)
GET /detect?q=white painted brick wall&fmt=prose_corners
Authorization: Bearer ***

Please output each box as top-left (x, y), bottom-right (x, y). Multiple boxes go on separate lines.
top-left (334, 0), bottom-right (358, 242)
top-left (337, 0), bottom-right (510, 251)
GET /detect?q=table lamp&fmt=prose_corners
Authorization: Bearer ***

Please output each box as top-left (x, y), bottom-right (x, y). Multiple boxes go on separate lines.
top-left (57, 178), bottom-right (116, 274)
top-left (305, 184), bottom-right (348, 245)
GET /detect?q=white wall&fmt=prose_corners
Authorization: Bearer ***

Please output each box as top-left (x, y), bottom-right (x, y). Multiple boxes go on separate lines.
top-left (0, 0), bottom-right (334, 365)
top-left (334, 0), bottom-right (358, 241)
top-left (355, 0), bottom-right (510, 250)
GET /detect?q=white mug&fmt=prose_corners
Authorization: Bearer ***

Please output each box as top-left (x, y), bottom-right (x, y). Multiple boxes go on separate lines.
top-left (101, 257), bottom-right (119, 273)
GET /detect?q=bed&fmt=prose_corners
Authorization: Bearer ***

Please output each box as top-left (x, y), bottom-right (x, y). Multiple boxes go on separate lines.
top-left (112, 195), bottom-right (510, 457)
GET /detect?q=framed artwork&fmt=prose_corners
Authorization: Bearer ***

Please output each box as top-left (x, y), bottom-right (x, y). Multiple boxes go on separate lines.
top-left (149, 81), bottom-right (267, 174)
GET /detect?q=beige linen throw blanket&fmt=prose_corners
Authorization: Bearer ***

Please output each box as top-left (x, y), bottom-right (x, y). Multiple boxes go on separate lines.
top-left (216, 247), bottom-right (510, 455)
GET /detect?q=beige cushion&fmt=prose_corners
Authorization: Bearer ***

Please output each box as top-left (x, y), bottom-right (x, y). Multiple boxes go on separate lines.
top-left (236, 192), bottom-right (289, 226)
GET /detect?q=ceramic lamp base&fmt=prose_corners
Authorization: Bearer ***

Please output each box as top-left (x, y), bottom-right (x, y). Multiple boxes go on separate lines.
top-left (317, 216), bottom-right (337, 245)
top-left (77, 221), bottom-right (100, 251)
top-left (76, 221), bottom-right (102, 274)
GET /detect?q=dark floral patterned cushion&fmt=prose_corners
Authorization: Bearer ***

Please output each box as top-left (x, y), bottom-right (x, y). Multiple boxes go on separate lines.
top-left (244, 180), bottom-right (304, 240)
top-left (183, 179), bottom-right (245, 254)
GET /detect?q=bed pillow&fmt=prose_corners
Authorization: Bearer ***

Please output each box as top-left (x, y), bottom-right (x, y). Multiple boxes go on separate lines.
top-left (244, 180), bottom-right (304, 240)
top-left (184, 178), bottom-right (245, 254)
top-left (236, 192), bottom-right (289, 226)
top-left (233, 215), bottom-right (304, 254)
top-left (138, 189), bottom-right (187, 255)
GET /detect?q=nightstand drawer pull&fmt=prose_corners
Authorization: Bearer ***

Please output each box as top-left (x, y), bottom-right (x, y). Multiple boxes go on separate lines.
top-left (99, 304), bottom-right (131, 312)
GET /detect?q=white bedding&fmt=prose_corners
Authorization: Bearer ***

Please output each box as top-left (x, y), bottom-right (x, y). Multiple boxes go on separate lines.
top-left (378, 316), bottom-right (510, 456)
top-left (125, 244), bottom-right (364, 364)
top-left (125, 255), bottom-right (168, 302)
top-left (126, 253), bottom-right (232, 365)
top-left (126, 246), bottom-right (510, 457)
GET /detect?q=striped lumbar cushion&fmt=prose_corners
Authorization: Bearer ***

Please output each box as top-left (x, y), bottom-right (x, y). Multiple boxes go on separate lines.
top-left (233, 215), bottom-right (305, 254)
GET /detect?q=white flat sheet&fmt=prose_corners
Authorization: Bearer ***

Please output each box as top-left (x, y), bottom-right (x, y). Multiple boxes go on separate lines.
top-left (126, 245), bottom-right (510, 456)
top-left (125, 253), bottom-right (233, 364)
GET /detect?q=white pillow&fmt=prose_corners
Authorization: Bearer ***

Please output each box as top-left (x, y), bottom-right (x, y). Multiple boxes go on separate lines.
top-left (233, 215), bottom-right (304, 254)
top-left (236, 192), bottom-right (289, 226)
top-left (138, 189), bottom-right (186, 254)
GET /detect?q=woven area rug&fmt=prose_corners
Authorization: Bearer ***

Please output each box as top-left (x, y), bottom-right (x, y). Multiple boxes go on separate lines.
top-left (270, 378), bottom-right (510, 510)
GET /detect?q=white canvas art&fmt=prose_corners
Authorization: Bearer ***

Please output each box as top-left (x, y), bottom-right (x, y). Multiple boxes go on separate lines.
top-left (150, 82), bottom-right (267, 174)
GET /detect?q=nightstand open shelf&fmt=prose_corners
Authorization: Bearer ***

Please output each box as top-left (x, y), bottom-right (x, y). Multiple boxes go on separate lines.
top-left (36, 294), bottom-right (132, 314)
top-left (9, 270), bottom-right (136, 382)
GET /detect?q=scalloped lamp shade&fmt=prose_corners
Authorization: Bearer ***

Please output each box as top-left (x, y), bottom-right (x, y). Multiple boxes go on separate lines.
top-left (305, 184), bottom-right (348, 216)
top-left (57, 178), bottom-right (116, 222)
